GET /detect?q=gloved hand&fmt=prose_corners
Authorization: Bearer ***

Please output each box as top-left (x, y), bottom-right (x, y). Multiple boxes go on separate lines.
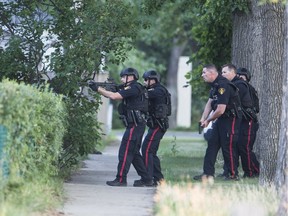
top-left (88, 81), bottom-right (100, 92)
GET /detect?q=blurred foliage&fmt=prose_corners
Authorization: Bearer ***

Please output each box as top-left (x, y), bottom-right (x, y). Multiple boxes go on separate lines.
top-left (135, 0), bottom-right (196, 84)
top-left (0, 79), bottom-right (67, 182)
top-left (0, 0), bottom-right (157, 164)
top-left (189, 0), bottom-right (249, 99)
top-left (0, 0), bottom-right (252, 152)
top-left (131, 0), bottom-right (249, 127)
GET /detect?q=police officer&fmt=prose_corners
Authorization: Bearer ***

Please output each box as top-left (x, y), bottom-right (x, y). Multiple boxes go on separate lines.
top-left (222, 64), bottom-right (258, 179)
top-left (193, 64), bottom-right (241, 181)
top-left (89, 67), bottom-right (153, 187)
top-left (141, 70), bottom-right (169, 186)
top-left (237, 67), bottom-right (260, 177)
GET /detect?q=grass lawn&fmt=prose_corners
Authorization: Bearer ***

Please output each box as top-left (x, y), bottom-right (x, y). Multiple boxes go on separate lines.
top-left (158, 135), bottom-right (258, 185)
top-left (154, 133), bottom-right (280, 215)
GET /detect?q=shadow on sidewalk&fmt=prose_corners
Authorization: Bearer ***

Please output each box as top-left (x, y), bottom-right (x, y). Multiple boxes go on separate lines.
top-left (61, 140), bottom-right (156, 216)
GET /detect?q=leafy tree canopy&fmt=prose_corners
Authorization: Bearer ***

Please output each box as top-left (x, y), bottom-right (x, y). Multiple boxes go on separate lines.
top-left (0, 0), bottom-right (155, 95)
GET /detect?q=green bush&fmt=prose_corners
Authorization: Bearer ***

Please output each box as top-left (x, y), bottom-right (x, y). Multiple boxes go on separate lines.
top-left (0, 79), bottom-right (67, 182)
top-left (60, 94), bottom-right (102, 171)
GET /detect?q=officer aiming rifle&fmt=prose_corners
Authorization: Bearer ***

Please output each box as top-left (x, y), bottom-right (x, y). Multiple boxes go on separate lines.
top-left (88, 67), bottom-right (153, 187)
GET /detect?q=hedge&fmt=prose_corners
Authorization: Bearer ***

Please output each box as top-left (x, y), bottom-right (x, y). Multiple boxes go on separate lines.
top-left (0, 79), bottom-right (67, 182)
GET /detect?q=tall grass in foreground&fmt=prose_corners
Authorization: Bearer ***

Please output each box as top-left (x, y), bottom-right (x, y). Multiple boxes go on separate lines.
top-left (0, 179), bottom-right (63, 216)
top-left (154, 182), bottom-right (279, 216)
top-left (154, 134), bottom-right (280, 215)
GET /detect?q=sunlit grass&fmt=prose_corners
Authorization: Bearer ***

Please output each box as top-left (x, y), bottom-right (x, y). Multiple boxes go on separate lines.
top-left (154, 182), bottom-right (279, 216)
top-left (154, 134), bottom-right (279, 215)
top-left (0, 178), bottom-right (63, 216)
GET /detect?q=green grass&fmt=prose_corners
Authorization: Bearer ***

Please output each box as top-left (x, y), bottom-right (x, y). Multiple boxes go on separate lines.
top-left (158, 136), bottom-right (259, 185)
top-left (0, 178), bottom-right (63, 216)
top-left (154, 135), bottom-right (280, 216)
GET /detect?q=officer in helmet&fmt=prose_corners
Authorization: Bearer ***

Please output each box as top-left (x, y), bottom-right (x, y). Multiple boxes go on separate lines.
top-left (237, 67), bottom-right (260, 177)
top-left (141, 69), bottom-right (170, 186)
top-left (89, 67), bottom-right (153, 187)
top-left (237, 67), bottom-right (251, 82)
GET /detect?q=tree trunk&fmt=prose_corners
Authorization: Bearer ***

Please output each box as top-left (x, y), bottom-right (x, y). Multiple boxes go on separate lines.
top-left (258, 2), bottom-right (284, 186)
top-left (232, 0), bottom-right (285, 185)
top-left (232, 1), bottom-right (264, 159)
top-left (275, 4), bottom-right (288, 216)
top-left (166, 37), bottom-right (187, 129)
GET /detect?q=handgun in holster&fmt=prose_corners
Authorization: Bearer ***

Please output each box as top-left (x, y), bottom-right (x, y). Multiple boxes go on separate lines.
top-left (232, 103), bottom-right (241, 118)
top-left (119, 115), bottom-right (128, 127)
top-left (130, 110), bottom-right (138, 126)
top-left (246, 108), bottom-right (258, 121)
top-left (242, 108), bottom-right (253, 120)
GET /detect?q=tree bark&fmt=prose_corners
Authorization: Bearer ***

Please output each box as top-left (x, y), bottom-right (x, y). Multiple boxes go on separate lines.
top-left (275, 4), bottom-right (288, 216)
top-left (258, 2), bottom-right (284, 186)
top-left (166, 37), bottom-right (187, 129)
top-left (232, 0), bottom-right (285, 185)
top-left (232, 1), bottom-right (264, 159)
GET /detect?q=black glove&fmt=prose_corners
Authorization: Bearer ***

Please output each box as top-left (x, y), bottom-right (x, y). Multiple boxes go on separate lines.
top-left (88, 81), bottom-right (99, 92)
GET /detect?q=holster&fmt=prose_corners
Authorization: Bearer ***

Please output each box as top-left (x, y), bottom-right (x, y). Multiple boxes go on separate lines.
top-left (155, 118), bottom-right (169, 131)
top-left (147, 115), bottom-right (155, 128)
top-left (119, 115), bottom-right (128, 127)
top-left (246, 108), bottom-right (258, 122)
top-left (126, 110), bottom-right (146, 126)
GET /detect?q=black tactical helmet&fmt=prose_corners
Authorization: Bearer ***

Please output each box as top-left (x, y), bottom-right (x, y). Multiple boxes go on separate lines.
top-left (120, 67), bottom-right (139, 80)
top-left (142, 70), bottom-right (160, 82)
top-left (237, 67), bottom-right (251, 82)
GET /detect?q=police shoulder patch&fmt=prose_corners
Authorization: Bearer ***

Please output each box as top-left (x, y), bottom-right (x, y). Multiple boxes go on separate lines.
top-left (124, 86), bottom-right (131, 90)
top-left (218, 88), bottom-right (225, 95)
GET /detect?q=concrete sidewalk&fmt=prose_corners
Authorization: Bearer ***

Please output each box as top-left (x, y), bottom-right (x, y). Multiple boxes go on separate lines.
top-left (61, 141), bottom-right (156, 216)
top-left (60, 130), bottom-right (201, 216)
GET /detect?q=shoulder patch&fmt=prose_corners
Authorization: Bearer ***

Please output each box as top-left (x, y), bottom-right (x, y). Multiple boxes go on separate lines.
top-left (124, 86), bottom-right (131, 90)
top-left (218, 88), bottom-right (225, 95)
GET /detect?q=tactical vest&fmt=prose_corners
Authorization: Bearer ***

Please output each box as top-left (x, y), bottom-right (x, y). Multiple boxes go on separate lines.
top-left (233, 78), bottom-right (258, 121)
top-left (225, 82), bottom-right (242, 118)
top-left (119, 82), bottom-right (149, 115)
top-left (233, 79), bottom-right (253, 108)
top-left (149, 84), bottom-right (171, 118)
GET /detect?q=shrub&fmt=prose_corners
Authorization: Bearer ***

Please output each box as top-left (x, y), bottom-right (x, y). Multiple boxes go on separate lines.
top-left (0, 79), bottom-right (67, 182)
top-left (59, 95), bottom-right (102, 171)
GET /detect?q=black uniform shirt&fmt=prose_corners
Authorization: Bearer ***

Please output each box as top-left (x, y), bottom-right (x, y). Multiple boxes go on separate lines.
top-left (147, 83), bottom-right (166, 103)
top-left (118, 80), bottom-right (147, 112)
top-left (209, 75), bottom-right (232, 110)
top-left (118, 80), bottom-right (141, 99)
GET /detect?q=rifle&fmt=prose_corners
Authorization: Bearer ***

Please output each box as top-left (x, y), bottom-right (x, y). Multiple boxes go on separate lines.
top-left (88, 78), bottom-right (122, 92)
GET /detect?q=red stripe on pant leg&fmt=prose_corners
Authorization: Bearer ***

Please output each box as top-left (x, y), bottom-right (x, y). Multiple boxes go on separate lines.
top-left (246, 120), bottom-right (253, 176)
top-left (229, 117), bottom-right (236, 177)
top-left (252, 162), bottom-right (260, 173)
top-left (145, 127), bottom-right (160, 167)
top-left (119, 126), bottom-right (135, 182)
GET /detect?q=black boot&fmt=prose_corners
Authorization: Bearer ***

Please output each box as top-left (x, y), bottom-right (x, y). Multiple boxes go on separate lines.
top-left (106, 179), bottom-right (127, 187)
top-left (133, 179), bottom-right (153, 187)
